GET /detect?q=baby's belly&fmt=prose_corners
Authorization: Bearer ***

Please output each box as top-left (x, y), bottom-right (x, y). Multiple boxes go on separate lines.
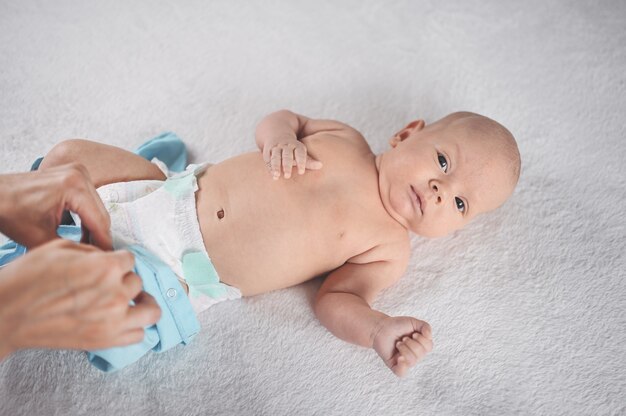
top-left (198, 199), bottom-right (352, 296)
top-left (193, 156), bottom-right (364, 296)
top-left (208, 227), bottom-right (346, 296)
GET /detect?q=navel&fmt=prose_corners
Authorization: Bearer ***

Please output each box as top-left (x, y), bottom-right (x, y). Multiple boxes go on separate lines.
top-left (216, 208), bottom-right (225, 220)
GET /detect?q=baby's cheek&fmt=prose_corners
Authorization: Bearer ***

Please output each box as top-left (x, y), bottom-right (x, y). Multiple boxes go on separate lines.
top-left (390, 188), bottom-right (413, 219)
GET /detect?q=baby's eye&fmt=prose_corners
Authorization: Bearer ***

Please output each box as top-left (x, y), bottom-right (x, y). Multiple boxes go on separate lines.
top-left (455, 197), bottom-right (465, 213)
top-left (437, 153), bottom-right (448, 173)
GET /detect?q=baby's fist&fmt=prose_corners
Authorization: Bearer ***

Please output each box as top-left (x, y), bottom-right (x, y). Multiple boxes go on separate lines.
top-left (372, 316), bottom-right (433, 378)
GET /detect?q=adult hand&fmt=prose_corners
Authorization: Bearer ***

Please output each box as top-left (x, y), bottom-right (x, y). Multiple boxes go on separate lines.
top-left (0, 163), bottom-right (112, 250)
top-left (0, 239), bottom-right (161, 360)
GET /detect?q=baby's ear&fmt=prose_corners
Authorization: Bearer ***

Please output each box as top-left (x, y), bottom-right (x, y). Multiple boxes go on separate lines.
top-left (389, 119), bottom-right (426, 147)
top-left (389, 135), bottom-right (402, 147)
top-left (406, 119), bottom-right (425, 131)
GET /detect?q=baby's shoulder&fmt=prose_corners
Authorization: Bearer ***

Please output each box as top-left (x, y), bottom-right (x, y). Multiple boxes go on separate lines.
top-left (330, 228), bottom-right (410, 302)
top-left (301, 122), bottom-right (372, 157)
top-left (349, 226), bottom-right (411, 270)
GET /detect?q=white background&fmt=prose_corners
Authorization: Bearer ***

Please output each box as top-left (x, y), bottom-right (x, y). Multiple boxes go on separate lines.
top-left (1, 1), bottom-right (624, 415)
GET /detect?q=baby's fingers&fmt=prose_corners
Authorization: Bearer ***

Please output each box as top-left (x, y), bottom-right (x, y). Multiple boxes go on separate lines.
top-left (269, 147), bottom-right (282, 180)
top-left (396, 340), bottom-right (418, 368)
top-left (412, 331), bottom-right (434, 354)
top-left (282, 146), bottom-right (295, 178)
top-left (294, 144), bottom-right (322, 174)
top-left (391, 353), bottom-right (409, 378)
top-left (391, 335), bottom-right (432, 378)
top-left (294, 145), bottom-right (307, 175)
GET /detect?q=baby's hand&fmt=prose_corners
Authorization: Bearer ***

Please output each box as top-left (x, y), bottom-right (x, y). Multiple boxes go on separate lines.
top-left (262, 136), bottom-right (322, 180)
top-left (372, 316), bottom-right (433, 378)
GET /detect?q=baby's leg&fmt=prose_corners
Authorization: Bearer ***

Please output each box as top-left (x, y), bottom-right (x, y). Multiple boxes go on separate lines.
top-left (39, 139), bottom-right (166, 187)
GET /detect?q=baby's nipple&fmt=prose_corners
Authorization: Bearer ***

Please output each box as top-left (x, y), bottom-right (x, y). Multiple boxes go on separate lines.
top-left (216, 209), bottom-right (225, 219)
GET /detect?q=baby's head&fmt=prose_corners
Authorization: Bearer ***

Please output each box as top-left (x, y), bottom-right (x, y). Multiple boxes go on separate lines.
top-left (375, 112), bottom-right (520, 237)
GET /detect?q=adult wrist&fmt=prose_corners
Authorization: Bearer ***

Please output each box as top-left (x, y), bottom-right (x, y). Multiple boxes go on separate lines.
top-left (0, 308), bottom-right (17, 361)
top-left (0, 267), bottom-right (24, 359)
top-left (0, 338), bottom-right (15, 361)
top-left (0, 174), bottom-right (17, 229)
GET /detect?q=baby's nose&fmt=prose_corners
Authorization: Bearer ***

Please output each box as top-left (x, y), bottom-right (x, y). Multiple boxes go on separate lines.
top-left (431, 183), bottom-right (443, 204)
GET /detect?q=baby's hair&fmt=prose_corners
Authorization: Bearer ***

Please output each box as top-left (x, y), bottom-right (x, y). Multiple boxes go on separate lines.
top-left (436, 111), bottom-right (521, 189)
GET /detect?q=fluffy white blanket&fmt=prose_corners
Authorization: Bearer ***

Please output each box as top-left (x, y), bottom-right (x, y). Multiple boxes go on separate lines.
top-left (1, 1), bottom-right (624, 415)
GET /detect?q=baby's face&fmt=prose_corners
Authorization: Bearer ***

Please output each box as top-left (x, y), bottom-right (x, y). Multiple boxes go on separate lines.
top-left (376, 118), bottom-right (516, 237)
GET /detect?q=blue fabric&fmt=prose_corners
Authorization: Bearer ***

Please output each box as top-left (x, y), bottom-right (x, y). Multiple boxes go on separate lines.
top-left (30, 157), bottom-right (44, 171)
top-left (135, 131), bottom-right (187, 173)
top-left (87, 244), bottom-right (200, 372)
top-left (0, 227), bottom-right (201, 372)
top-left (0, 133), bottom-right (199, 372)
top-left (0, 240), bottom-right (27, 267)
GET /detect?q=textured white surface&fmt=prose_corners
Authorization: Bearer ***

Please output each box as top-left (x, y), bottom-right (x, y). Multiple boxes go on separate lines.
top-left (1, 1), bottom-right (625, 415)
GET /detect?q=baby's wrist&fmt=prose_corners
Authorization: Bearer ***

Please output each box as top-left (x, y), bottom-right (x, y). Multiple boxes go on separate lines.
top-left (369, 314), bottom-right (391, 348)
top-left (268, 133), bottom-right (298, 145)
top-left (256, 133), bottom-right (294, 152)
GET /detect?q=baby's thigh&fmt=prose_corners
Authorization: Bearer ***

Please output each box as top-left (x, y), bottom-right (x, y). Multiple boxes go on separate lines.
top-left (40, 139), bottom-right (166, 187)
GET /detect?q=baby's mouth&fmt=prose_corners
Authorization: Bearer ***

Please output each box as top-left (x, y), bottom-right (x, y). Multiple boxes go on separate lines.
top-left (410, 185), bottom-right (422, 214)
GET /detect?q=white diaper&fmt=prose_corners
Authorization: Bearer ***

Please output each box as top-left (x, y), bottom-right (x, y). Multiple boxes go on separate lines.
top-left (80, 159), bottom-right (241, 314)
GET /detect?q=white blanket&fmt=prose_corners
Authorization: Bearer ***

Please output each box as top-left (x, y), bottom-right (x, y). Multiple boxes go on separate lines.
top-left (1, 1), bottom-right (624, 415)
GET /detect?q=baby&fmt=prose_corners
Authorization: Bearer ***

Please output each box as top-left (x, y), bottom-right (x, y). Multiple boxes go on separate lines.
top-left (39, 110), bottom-right (520, 377)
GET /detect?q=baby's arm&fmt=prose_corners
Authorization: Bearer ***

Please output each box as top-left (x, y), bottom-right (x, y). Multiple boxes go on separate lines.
top-left (39, 139), bottom-right (166, 187)
top-left (314, 243), bottom-right (433, 378)
top-left (255, 109), bottom-right (364, 179)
